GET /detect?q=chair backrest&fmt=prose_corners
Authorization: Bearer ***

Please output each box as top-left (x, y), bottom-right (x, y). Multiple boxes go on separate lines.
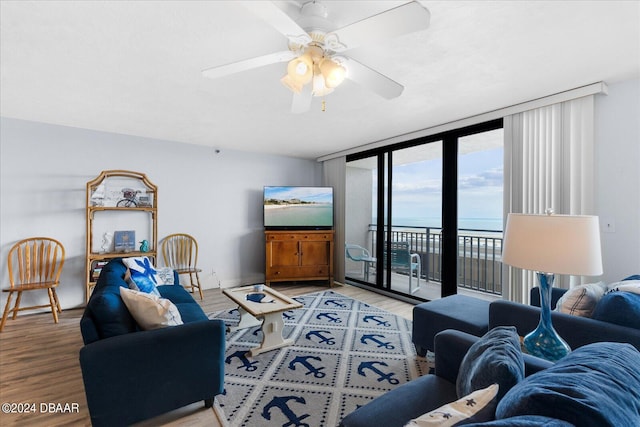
top-left (161, 233), bottom-right (199, 269)
top-left (7, 237), bottom-right (65, 288)
top-left (345, 244), bottom-right (368, 262)
top-left (384, 241), bottom-right (411, 268)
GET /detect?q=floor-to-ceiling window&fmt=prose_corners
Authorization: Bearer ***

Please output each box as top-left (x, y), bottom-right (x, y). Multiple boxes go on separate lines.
top-left (457, 128), bottom-right (504, 297)
top-left (345, 119), bottom-right (503, 301)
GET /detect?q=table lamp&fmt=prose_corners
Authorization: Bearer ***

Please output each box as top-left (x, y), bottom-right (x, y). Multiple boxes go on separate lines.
top-left (502, 211), bottom-right (603, 361)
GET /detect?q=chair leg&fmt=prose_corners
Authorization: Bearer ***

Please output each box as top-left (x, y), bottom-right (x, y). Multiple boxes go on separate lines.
top-left (52, 289), bottom-right (62, 313)
top-left (47, 288), bottom-right (59, 323)
top-left (12, 291), bottom-right (23, 320)
top-left (194, 271), bottom-right (204, 300)
top-left (179, 273), bottom-right (193, 294)
top-left (0, 291), bottom-right (14, 332)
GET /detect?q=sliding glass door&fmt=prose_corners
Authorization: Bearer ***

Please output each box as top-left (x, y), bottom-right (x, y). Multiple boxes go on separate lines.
top-left (345, 119), bottom-right (503, 301)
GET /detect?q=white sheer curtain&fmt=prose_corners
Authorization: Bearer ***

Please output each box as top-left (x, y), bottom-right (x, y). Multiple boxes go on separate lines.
top-left (503, 95), bottom-right (595, 303)
top-left (322, 156), bottom-right (346, 283)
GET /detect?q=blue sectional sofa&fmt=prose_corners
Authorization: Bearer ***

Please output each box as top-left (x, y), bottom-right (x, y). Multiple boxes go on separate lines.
top-left (341, 329), bottom-right (640, 427)
top-left (79, 258), bottom-right (226, 427)
top-left (490, 284), bottom-right (640, 351)
top-left (413, 275), bottom-right (640, 356)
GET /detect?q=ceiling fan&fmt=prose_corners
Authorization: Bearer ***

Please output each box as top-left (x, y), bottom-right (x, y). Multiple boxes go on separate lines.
top-left (202, 1), bottom-right (431, 113)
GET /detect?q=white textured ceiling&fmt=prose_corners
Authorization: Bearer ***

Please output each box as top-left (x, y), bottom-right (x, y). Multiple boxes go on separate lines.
top-left (1, 1), bottom-right (639, 159)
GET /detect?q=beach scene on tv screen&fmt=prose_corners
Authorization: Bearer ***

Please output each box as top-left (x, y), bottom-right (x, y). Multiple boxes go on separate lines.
top-left (264, 186), bottom-right (333, 227)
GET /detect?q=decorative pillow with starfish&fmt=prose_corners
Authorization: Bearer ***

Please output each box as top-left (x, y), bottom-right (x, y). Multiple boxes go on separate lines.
top-left (404, 384), bottom-right (498, 427)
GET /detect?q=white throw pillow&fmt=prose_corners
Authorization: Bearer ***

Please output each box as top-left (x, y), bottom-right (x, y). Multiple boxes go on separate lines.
top-left (606, 280), bottom-right (640, 295)
top-left (156, 267), bottom-right (175, 285)
top-left (404, 384), bottom-right (499, 427)
top-left (119, 287), bottom-right (183, 330)
top-left (554, 281), bottom-right (607, 317)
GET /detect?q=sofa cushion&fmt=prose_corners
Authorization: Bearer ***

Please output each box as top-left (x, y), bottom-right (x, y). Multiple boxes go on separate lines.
top-left (88, 287), bottom-right (137, 339)
top-left (158, 285), bottom-right (209, 323)
top-left (495, 342), bottom-right (640, 427)
top-left (120, 287), bottom-right (183, 330)
top-left (456, 326), bottom-right (524, 401)
top-left (405, 384), bottom-right (498, 427)
top-left (591, 290), bottom-right (640, 329)
top-left (340, 374), bottom-right (458, 427)
top-left (553, 282), bottom-right (606, 317)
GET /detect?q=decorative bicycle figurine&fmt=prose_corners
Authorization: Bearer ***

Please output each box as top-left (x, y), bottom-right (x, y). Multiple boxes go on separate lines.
top-left (117, 188), bottom-right (140, 207)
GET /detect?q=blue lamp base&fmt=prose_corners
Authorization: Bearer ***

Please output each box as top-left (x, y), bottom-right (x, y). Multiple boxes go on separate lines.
top-left (523, 272), bottom-right (571, 362)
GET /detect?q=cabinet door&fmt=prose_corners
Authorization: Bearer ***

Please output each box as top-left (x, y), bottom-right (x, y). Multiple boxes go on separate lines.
top-left (267, 240), bottom-right (300, 267)
top-left (300, 241), bottom-right (329, 266)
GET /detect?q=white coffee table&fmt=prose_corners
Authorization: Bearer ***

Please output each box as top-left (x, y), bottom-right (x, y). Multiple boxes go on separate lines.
top-left (222, 285), bottom-right (303, 356)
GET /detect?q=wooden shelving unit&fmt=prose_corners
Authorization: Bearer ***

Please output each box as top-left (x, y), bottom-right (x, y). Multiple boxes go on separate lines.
top-left (85, 170), bottom-right (157, 302)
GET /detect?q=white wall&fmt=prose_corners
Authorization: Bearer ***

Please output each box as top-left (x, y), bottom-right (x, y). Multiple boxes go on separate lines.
top-left (0, 118), bottom-right (321, 310)
top-left (595, 78), bottom-right (640, 282)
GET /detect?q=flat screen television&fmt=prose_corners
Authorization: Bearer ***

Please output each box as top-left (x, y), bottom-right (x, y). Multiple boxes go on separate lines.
top-left (264, 186), bottom-right (334, 230)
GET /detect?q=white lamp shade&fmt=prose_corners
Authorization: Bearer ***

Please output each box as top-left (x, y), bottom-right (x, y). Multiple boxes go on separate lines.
top-left (502, 213), bottom-right (603, 276)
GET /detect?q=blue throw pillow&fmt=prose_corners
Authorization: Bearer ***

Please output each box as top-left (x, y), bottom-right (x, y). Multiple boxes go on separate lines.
top-left (456, 326), bottom-right (525, 401)
top-left (591, 291), bottom-right (640, 329)
top-left (466, 415), bottom-right (575, 426)
top-left (122, 256), bottom-right (160, 296)
top-left (496, 342), bottom-right (640, 427)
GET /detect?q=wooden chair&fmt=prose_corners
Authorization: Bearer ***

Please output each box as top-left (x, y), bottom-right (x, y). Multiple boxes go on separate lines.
top-left (1, 237), bottom-right (65, 332)
top-left (161, 233), bottom-right (204, 300)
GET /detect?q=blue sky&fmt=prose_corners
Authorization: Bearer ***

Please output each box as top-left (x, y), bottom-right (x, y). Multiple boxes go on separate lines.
top-left (264, 186), bottom-right (333, 204)
top-left (391, 147), bottom-right (503, 223)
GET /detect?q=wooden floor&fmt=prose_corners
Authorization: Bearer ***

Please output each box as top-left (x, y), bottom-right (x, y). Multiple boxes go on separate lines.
top-left (0, 282), bottom-right (413, 427)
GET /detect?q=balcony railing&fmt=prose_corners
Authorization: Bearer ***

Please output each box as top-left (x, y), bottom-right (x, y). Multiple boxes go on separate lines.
top-left (366, 224), bottom-right (503, 295)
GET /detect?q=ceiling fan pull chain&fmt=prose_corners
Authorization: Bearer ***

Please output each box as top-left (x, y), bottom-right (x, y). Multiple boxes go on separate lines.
top-left (321, 99), bottom-right (326, 112)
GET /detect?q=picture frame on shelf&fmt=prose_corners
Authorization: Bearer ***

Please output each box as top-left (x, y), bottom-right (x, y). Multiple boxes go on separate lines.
top-left (114, 230), bottom-right (136, 253)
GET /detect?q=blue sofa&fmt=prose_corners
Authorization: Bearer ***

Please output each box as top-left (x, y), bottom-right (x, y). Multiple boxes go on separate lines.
top-left (341, 329), bottom-right (640, 427)
top-left (79, 258), bottom-right (226, 427)
top-left (413, 276), bottom-right (640, 356)
top-left (490, 285), bottom-right (640, 351)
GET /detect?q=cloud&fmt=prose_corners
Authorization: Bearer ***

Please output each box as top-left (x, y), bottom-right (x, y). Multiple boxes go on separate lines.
top-left (459, 167), bottom-right (503, 189)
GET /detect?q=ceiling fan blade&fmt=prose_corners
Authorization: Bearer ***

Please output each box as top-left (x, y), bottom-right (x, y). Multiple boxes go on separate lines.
top-left (325, 1), bottom-right (430, 52)
top-left (202, 50), bottom-right (295, 79)
top-left (291, 83), bottom-right (313, 114)
top-left (240, 1), bottom-right (312, 46)
top-left (345, 58), bottom-right (404, 99)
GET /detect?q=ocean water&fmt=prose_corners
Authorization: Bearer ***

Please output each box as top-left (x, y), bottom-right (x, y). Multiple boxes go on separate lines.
top-left (265, 205), bottom-right (333, 227)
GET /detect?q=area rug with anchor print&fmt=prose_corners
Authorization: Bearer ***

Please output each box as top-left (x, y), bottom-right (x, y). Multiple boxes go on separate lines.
top-left (209, 289), bottom-right (431, 427)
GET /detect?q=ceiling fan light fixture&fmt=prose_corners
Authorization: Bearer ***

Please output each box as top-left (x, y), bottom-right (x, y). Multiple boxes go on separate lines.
top-left (280, 74), bottom-right (303, 94)
top-left (319, 58), bottom-right (346, 88)
top-left (286, 52), bottom-right (313, 84)
top-left (312, 73), bottom-right (334, 97)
